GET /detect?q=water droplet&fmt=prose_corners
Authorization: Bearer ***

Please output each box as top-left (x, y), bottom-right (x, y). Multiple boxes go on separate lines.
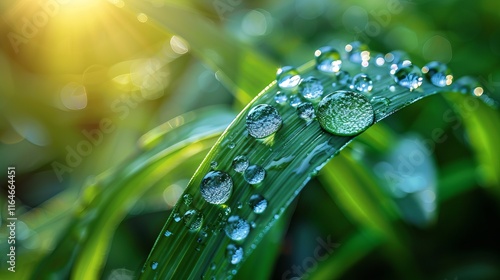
top-left (228, 142), bottom-right (236, 149)
top-left (244, 165), bottom-right (266, 184)
top-left (197, 231), bottom-right (208, 243)
top-left (374, 54), bottom-right (385, 66)
top-left (345, 41), bottom-right (369, 64)
top-left (164, 230), bottom-right (173, 237)
top-left (370, 96), bottom-right (391, 114)
top-left (248, 194), bottom-right (267, 214)
top-left (183, 209), bottom-right (203, 231)
top-left (388, 85), bottom-right (396, 92)
top-left (151, 261), bottom-right (158, 270)
top-left (250, 221), bottom-right (256, 228)
top-left (315, 46), bottom-right (342, 73)
top-left (297, 102), bottom-right (316, 121)
top-left (299, 76), bottom-right (324, 100)
top-left (200, 171), bottom-right (233, 205)
top-left (232, 155), bottom-right (249, 173)
top-left (221, 205), bottom-right (232, 216)
top-left (351, 73), bottom-right (373, 93)
top-left (274, 91), bottom-right (288, 104)
top-left (173, 213), bottom-right (182, 222)
top-left (336, 71), bottom-right (351, 85)
top-left (277, 66), bottom-right (301, 89)
top-left (452, 76), bottom-right (482, 95)
top-left (237, 202), bottom-right (243, 209)
top-left (393, 63), bottom-right (423, 91)
top-left (183, 194), bottom-right (193, 206)
top-left (227, 244), bottom-right (244, 265)
top-left (385, 50), bottom-right (409, 64)
top-left (422, 61), bottom-right (453, 87)
top-left (211, 263), bottom-right (217, 270)
top-left (225, 215), bottom-right (250, 241)
top-left (246, 104), bottom-right (283, 139)
top-left (289, 95), bottom-right (302, 107)
top-left (317, 90), bottom-right (374, 136)
top-left (210, 161), bottom-right (218, 169)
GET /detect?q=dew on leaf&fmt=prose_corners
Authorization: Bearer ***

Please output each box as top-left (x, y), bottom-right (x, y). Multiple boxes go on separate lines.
top-left (200, 170), bottom-right (233, 204)
top-left (248, 194), bottom-right (268, 214)
top-left (315, 46), bottom-right (342, 73)
top-left (299, 76), bottom-right (324, 100)
top-left (422, 61), bottom-right (453, 87)
top-left (246, 104), bottom-right (283, 139)
top-left (351, 73), bottom-right (373, 93)
top-left (227, 244), bottom-right (244, 265)
top-left (183, 209), bottom-right (203, 231)
top-left (277, 66), bottom-right (301, 89)
top-left (244, 165), bottom-right (266, 184)
top-left (317, 90), bottom-right (374, 136)
top-left (297, 102), bottom-right (316, 121)
top-left (225, 215), bottom-right (250, 241)
top-left (393, 62), bottom-right (423, 91)
top-left (232, 155), bottom-right (249, 173)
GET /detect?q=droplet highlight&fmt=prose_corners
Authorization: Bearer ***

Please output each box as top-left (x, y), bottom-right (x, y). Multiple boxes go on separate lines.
top-left (277, 66), bottom-right (301, 89)
top-left (315, 46), bottom-right (342, 73)
top-left (351, 73), bottom-right (373, 93)
top-left (249, 194), bottom-right (268, 214)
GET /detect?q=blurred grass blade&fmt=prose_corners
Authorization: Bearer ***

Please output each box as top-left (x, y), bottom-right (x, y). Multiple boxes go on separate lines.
top-left (137, 46), bottom-right (490, 279)
top-left (32, 107), bottom-right (234, 279)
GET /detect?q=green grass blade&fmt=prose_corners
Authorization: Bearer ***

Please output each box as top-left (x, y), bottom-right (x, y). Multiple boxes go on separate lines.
top-left (138, 47), bottom-right (491, 279)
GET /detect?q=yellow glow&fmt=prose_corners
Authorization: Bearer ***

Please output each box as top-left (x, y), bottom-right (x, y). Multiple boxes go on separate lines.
top-left (473, 87), bottom-right (484, 96)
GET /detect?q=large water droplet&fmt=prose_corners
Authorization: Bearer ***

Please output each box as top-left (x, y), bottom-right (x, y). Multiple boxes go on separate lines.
top-left (422, 61), bottom-right (453, 87)
top-left (317, 90), bottom-right (374, 136)
top-left (225, 215), bottom-right (250, 241)
top-left (232, 155), bottom-right (249, 173)
top-left (246, 104), bottom-right (283, 139)
top-left (227, 244), bottom-right (244, 265)
top-left (151, 262), bottom-right (158, 270)
top-left (345, 41), bottom-right (369, 64)
top-left (200, 171), bottom-right (233, 204)
top-left (183, 209), bottom-right (203, 231)
top-left (315, 46), bottom-right (342, 73)
top-left (277, 66), bottom-right (301, 89)
top-left (274, 91), bottom-right (288, 104)
top-left (249, 194), bottom-right (268, 214)
top-left (299, 76), bottom-right (324, 100)
top-left (351, 73), bottom-right (373, 93)
top-left (244, 165), bottom-right (266, 184)
top-left (393, 62), bottom-right (423, 90)
top-left (297, 102), bottom-right (316, 121)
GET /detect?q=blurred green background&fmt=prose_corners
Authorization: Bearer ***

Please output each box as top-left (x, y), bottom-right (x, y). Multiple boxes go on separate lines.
top-left (1, 0), bottom-right (500, 279)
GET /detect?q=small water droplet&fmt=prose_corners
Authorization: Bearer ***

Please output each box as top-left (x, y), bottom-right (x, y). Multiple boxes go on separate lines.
top-left (299, 76), bottom-right (324, 100)
top-left (422, 61), bottom-right (453, 87)
top-left (183, 194), bottom-right (193, 206)
top-left (221, 205), bottom-right (232, 216)
top-left (237, 202), bottom-right (243, 209)
top-left (289, 95), bottom-right (302, 107)
top-left (250, 221), bottom-right (256, 228)
top-left (315, 46), bottom-right (342, 73)
top-left (393, 63), bottom-right (423, 91)
top-left (232, 155), bottom-right (249, 173)
top-left (388, 85), bottom-right (396, 92)
top-left (248, 194), bottom-right (267, 214)
top-left (336, 71), bottom-right (351, 85)
top-left (173, 213), bottom-right (182, 222)
top-left (211, 263), bottom-right (217, 270)
top-left (184, 209), bottom-right (203, 231)
top-left (228, 142), bottom-right (236, 149)
top-left (345, 41), bottom-right (369, 64)
top-left (297, 102), bottom-right (316, 121)
top-left (225, 215), bottom-right (250, 241)
top-left (246, 104), bottom-right (283, 139)
top-left (274, 91), bottom-right (288, 104)
top-left (351, 73), bottom-right (373, 93)
top-left (317, 90), bottom-right (374, 136)
top-left (197, 230), bottom-right (208, 243)
top-left (210, 161), bottom-right (218, 169)
top-left (277, 66), bottom-right (301, 89)
top-left (151, 261), bottom-right (158, 270)
top-left (227, 244), bottom-right (244, 265)
top-left (244, 165), bottom-right (266, 184)
top-left (200, 171), bottom-right (233, 205)
top-left (452, 76), bottom-right (483, 95)
top-left (164, 230), bottom-right (173, 237)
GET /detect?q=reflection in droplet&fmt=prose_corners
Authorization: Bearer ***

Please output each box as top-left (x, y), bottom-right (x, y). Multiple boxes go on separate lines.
top-left (246, 104), bottom-right (282, 139)
top-left (315, 46), bottom-right (342, 73)
top-left (277, 66), bottom-right (301, 89)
